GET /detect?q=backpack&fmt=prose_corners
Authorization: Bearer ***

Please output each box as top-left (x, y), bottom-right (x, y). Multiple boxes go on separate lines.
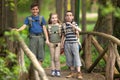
top-left (28, 15), bottom-right (43, 27)
top-left (47, 24), bottom-right (62, 43)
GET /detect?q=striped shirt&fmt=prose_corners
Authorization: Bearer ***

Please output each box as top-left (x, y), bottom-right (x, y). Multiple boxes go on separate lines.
top-left (62, 22), bottom-right (78, 43)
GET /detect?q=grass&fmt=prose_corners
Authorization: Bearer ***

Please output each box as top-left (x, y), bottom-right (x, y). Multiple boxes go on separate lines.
top-left (79, 24), bottom-right (95, 31)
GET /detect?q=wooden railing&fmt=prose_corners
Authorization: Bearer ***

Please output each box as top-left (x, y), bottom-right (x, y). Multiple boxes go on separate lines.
top-left (15, 31), bottom-right (120, 80)
top-left (13, 31), bottom-right (49, 80)
top-left (80, 31), bottom-right (120, 80)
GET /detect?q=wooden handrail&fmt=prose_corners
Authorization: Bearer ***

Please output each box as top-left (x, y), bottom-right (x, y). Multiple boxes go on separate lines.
top-left (13, 31), bottom-right (49, 80)
top-left (80, 31), bottom-right (120, 45)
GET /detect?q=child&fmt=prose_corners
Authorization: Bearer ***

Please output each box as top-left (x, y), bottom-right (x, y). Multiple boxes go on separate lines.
top-left (16, 3), bottom-right (49, 64)
top-left (47, 13), bottom-right (62, 77)
top-left (61, 11), bottom-right (83, 79)
top-left (15, 3), bottom-right (49, 79)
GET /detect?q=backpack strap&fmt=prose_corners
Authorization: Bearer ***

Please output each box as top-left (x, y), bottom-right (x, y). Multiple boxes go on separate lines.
top-left (62, 23), bottom-right (66, 35)
top-left (39, 16), bottom-right (43, 26)
top-left (28, 16), bottom-right (33, 27)
top-left (28, 15), bottom-right (43, 27)
top-left (58, 25), bottom-right (62, 36)
top-left (47, 25), bottom-right (52, 34)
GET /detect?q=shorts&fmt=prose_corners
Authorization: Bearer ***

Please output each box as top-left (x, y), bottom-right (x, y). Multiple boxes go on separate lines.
top-left (64, 42), bottom-right (82, 67)
top-left (29, 34), bottom-right (45, 61)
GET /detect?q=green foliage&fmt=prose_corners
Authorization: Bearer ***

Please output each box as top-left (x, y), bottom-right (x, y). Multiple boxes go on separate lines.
top-left (17, 0), bottom-right (55, 19)
top-left (114, 8), bottom-right (120, 19)
top-left (5, 0), bottom-right (16, 11)
top-left (91, 46), bottom-right (105, 68)
top-left (17, 0), bottom-right (33, 12)
top-left (4, 30), bottom-right (19, 42)
top-left (39, 0), bottom-right (55, 19)
top-left (99, 1), bottom-right (120, 19)
top-left (100, 2), bottom-right (115, 16)
top-left (42, 46), bottom-right (51, 68)
top-left (0, 51), bottom-right (19, 80)
top-left (60, 55), bottom-right (66, 64)
top-left (61, 66), bottom-right (68, 70)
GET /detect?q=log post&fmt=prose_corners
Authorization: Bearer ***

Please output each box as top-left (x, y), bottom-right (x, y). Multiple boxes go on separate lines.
top-left (91, 36), bottom-right (119, 74)
top-left (106, 42), bottom-right (116, 80)
top-left (114, 44), bottom-right (120, 69)
top-left (18, 48), bottom-right (28, 80)
top-left (84, 35), bottom-right (92, 70)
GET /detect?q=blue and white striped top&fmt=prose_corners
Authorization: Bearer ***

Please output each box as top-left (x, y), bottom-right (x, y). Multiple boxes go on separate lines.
top-left (62, 22), bottom-right (78, 43)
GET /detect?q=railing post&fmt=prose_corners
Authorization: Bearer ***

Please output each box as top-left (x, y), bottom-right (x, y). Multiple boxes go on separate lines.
top-left (84, 35), bottom-right (92, 70)
top-left (18, 48), bottom-right (28, 80)
top-left (106, 42), bottom-right (116, 80)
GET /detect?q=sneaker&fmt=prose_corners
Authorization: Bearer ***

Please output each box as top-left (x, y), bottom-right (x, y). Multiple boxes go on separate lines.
top-left (56, 70), bottom-right (61, 77)
top-left (77, 72), bottom-right (83, 79)
top-left (51, 70), bottom-right (56, 77)
top-left (66, 72), bottom-right (76, 78)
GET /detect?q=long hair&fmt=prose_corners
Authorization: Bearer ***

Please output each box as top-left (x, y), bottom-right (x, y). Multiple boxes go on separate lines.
top-left (48, 13), bottom-right (61, 24)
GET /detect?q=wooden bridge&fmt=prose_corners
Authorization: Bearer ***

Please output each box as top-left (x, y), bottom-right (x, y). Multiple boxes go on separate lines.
top-left (14, 31), bottom-right (120, 80)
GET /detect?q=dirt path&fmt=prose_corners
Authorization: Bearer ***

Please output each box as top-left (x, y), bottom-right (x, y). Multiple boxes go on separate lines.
top-left (45, 69), bottom-right (105, 80)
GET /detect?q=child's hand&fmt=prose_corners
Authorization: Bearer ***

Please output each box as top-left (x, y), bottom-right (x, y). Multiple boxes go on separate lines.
top-left (66, 22), bottom-right (72, 25)
top-left (66, 22), bottom-right (75, 28)
top-left (12, 28), bottom-right (18, 31)
top-left (66, 22), bottom-right (71, 24)
top-left (45, 39), bottom-right (50, 45)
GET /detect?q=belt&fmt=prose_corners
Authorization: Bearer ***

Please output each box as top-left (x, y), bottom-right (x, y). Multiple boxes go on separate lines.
top-left (30, 33), bottom-right (43, 36)
top-left (65, 41), bottom-right (77, 44)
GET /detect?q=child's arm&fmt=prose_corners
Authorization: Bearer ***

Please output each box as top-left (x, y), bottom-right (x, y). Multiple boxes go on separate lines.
top-left (66, 22), bottom-right (81, 32)
top-left (61, 35), bottom-right (65, 49)
top-left (43, 25), bottom-right (50, 44)
top-left (71, 24), bottom-right (81, 32)
top-left (16, 24), bottom-right (27, 31)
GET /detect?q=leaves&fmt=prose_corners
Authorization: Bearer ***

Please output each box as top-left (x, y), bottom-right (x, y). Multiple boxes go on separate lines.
top-left (99, 1), bottom-right (120, 19)
top-left (0, 52), bottom-right (19, 80)
top-left (100, 2), bottom-right (115, 16)
top-left (114, 8), bottom-right (120, 18)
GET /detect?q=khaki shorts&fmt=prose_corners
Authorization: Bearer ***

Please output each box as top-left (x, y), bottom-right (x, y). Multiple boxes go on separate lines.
top-left (29, 34), bottom-right (45, 61)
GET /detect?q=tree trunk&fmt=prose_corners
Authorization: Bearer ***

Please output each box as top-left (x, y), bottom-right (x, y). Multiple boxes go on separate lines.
top-left (0, 1), bottom-right (29, 80)
top-left (0, 0), bottom-right (3, 35)
top-left (113, 0), bottom-right (120, 53)
top-left (71, 0), bottom-right (75, 16)
top-left (94, 0), bottom-right (113, 44)
top-left (64, 0), bottom-right (68, 21)
top-left (1, 0), bottom-right (18, 52)
top-left (56, 0), bottom-right (63, 21)
top-left (33, 0), bottom-right (42, 13)
top-left (75, 0), bottom-right (80, 25)
top-left (0, 0), bottom-right (18, 56)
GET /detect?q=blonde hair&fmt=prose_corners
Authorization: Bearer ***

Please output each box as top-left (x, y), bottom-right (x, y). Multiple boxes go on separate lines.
top-left (48, 13), bottom-right (61, 24)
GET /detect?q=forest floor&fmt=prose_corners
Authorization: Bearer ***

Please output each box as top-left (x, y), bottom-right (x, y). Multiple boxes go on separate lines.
top-left (45, 68), bottom-right (105, 80)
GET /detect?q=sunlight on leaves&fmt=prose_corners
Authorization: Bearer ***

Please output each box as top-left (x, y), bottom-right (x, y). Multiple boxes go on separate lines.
top-left (100, 2), bottom-right (115, 16)
top-left (17, 0), bottom-right (29, 5)
top-left (114, 8), bottom-right (120, 19)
